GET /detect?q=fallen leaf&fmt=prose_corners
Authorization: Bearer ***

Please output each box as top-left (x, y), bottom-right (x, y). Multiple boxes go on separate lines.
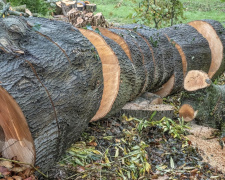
top-left (190, 169), bottom-right (198, 176)
top-left (6, 177), bottom-right (13, 180)
top-left (0, 161), bottom-right (13, 169)
top-left (12, 176), bottom-right (22, 180)
top-left (115, 139), bottom-right (121, 143)
top-left (11, 167), bottom-right (26, 173)
top-left (0, 166), bottom-right (9, 173)
top-left (87, 142), bottom-right (97, 146)
top-left (76, 166), bottom-right (85, 173)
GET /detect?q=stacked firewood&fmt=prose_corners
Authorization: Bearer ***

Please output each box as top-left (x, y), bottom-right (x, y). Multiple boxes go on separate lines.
top-left (67, 9), bottom-right (109, 28)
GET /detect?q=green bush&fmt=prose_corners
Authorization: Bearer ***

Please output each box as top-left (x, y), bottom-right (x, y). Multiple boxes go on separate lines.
top-left (127, 0), bottom-right (184, 28)
top-left (8, 0), bottom-right (51, 15)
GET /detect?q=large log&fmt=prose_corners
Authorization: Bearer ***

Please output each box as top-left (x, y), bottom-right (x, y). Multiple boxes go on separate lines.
top-left (179, 70), bottom-right (225, 136)
top-left (0, 16), bottom-right (225, 174)
top-left (0, 16), bottom-right (104, 171)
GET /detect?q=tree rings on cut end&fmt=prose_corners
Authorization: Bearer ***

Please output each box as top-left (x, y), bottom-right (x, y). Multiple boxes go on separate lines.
top-left (189, 21), bottom-right (223, 79)
top-left (79, 29), bottom-right (120, 121)
top-left (0, 86), bottom-right (35, 165)
top-left (179, 104), bottom-right (197, 122)
top-left (184, 70), bottom-right (211, 92)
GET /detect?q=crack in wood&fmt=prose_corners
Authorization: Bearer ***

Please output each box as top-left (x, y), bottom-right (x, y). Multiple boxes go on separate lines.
top-left (35, 31), bottom-right (71, 64)
top-left (24, 60), bottom-right (60, 137)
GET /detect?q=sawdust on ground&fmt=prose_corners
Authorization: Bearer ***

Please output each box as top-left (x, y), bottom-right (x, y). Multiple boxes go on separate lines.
top-left (187, 122), bottom-right (225, 173)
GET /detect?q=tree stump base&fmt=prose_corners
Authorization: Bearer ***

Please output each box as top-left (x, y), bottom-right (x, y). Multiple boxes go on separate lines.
top-left (119, 103), bottom-right (174, 120)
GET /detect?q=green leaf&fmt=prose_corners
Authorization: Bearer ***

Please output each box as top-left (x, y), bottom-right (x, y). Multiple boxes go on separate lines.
top-left (94, 28), bottom-right (101, 35)
top-left (32, 23), bottom-right (41, 31)
top-left (170, 156), bottom-right (175, 169)
top-left (131, 145), bottom-right (140, 150)
top-left (115, 147), bottom-right (119, 158)
top-left (103, 136), bottom-right (114, 140)
top-left (150, 111), bottom-right (157, 120)
top-left (74, 158), bottom-right (84, 166)
top-left (145, 162), bottom-right (151, 174)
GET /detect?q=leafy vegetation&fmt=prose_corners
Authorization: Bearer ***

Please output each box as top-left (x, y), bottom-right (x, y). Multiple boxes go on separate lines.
top-left (127, 0), bottom-right (184, 28)
top-left (91, 0), bottom-right (225, 26)
top-left (56, 115), bottom-right (225, 179)
top-left (8, 0), bottom-right (51, 15)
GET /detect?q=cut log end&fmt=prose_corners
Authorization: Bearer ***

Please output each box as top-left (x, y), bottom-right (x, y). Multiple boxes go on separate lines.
top-left (179, 104), bottom-right (197, 122)
top-left (0, 87), bottom-right (35, 165)
top-left (188, 20), bottom-right (223, 79)
top-left (120, 104), bottom-right (174, 120)
top-left (184, 70), bottom-right (211, 91)
top-left (78, 29), bottom-right (120, 121)
top-left (165, 35), bottom-right (187, 76)
top-left (155, 75), bottom-right (175, 97)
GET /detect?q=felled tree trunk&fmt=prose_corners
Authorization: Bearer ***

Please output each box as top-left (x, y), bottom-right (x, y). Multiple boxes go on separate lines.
top-left (0, 17), bottom-right (104, 172)
top-left (0, 17), bottom-right (225, 174)
top-left (179, 70), bottom-right (225, 136)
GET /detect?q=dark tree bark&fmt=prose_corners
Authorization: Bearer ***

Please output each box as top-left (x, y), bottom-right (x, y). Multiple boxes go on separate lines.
top-left (0, 17), bottom-right (225, 175)
top-left (0, 16), bottom-right (104, 171)
top-left (179, 70), bottom-right (225, 136)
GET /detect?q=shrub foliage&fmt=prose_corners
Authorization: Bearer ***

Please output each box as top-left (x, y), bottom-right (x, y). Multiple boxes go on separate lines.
top-left (8, 0), bottom-right (50, 15)
top-left (128, 0), bottom-right (184, 28)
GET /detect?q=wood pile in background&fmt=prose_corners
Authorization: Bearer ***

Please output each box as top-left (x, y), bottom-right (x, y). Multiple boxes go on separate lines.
top-left (53, 0), bottom-right (109, 28)
top-left (67, 9), bottom-right (109, 28)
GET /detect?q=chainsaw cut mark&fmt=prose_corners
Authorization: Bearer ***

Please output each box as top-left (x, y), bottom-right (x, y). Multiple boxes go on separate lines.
top-left (189, 21), bottom-right (223, 79)
top-left (79, 28), bottom-right (120, 121)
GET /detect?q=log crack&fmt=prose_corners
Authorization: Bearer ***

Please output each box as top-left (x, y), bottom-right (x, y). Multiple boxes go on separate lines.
top-left (25, 60), bottom-right (60, 136)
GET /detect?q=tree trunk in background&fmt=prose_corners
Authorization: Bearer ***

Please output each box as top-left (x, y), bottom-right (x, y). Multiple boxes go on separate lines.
top-left (0, 17), bottom-right (225, 174)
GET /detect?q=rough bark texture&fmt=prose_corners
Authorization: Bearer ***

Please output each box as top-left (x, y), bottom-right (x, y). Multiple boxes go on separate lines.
top-left (180, 84), bottom-right (225, 133)
top-left (119, 24), bottom-right (156, 91)
top-left (189, 20), bottom-right (225, 79)
top-left (160, 24), bottom-right (211, 73)
top-left (1, 17), bottom-right (225, 175)
top-left (107, 28), bottom-right (147, 98)
top-left (100, 36), bottom-right (136, 118)
top-left (0, 16), bottom-right (104, 171)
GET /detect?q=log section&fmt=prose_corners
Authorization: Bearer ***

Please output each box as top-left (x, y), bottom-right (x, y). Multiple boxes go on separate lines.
top-left (0, 17), bottom-right (225, 174)
top-left (0, 16), bottom-right (104, 171)
top-left (179, 71), bottom-right (225, 134)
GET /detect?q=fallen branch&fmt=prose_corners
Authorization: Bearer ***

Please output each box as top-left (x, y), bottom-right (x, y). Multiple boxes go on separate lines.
top-left (0, 1), bottom-right (10, 17)
top-left (0, 1), bottom-right (30, 17)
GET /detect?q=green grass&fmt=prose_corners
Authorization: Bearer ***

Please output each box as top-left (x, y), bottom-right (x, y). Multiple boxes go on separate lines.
top-left (91, 0), bottom-right (225, 26)
top-left (94, 4), bottom-right (135, 24)
top-left (91, 0), bottom-right (136, 24)
top-left (181, 0), bottom-right (225, 24)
